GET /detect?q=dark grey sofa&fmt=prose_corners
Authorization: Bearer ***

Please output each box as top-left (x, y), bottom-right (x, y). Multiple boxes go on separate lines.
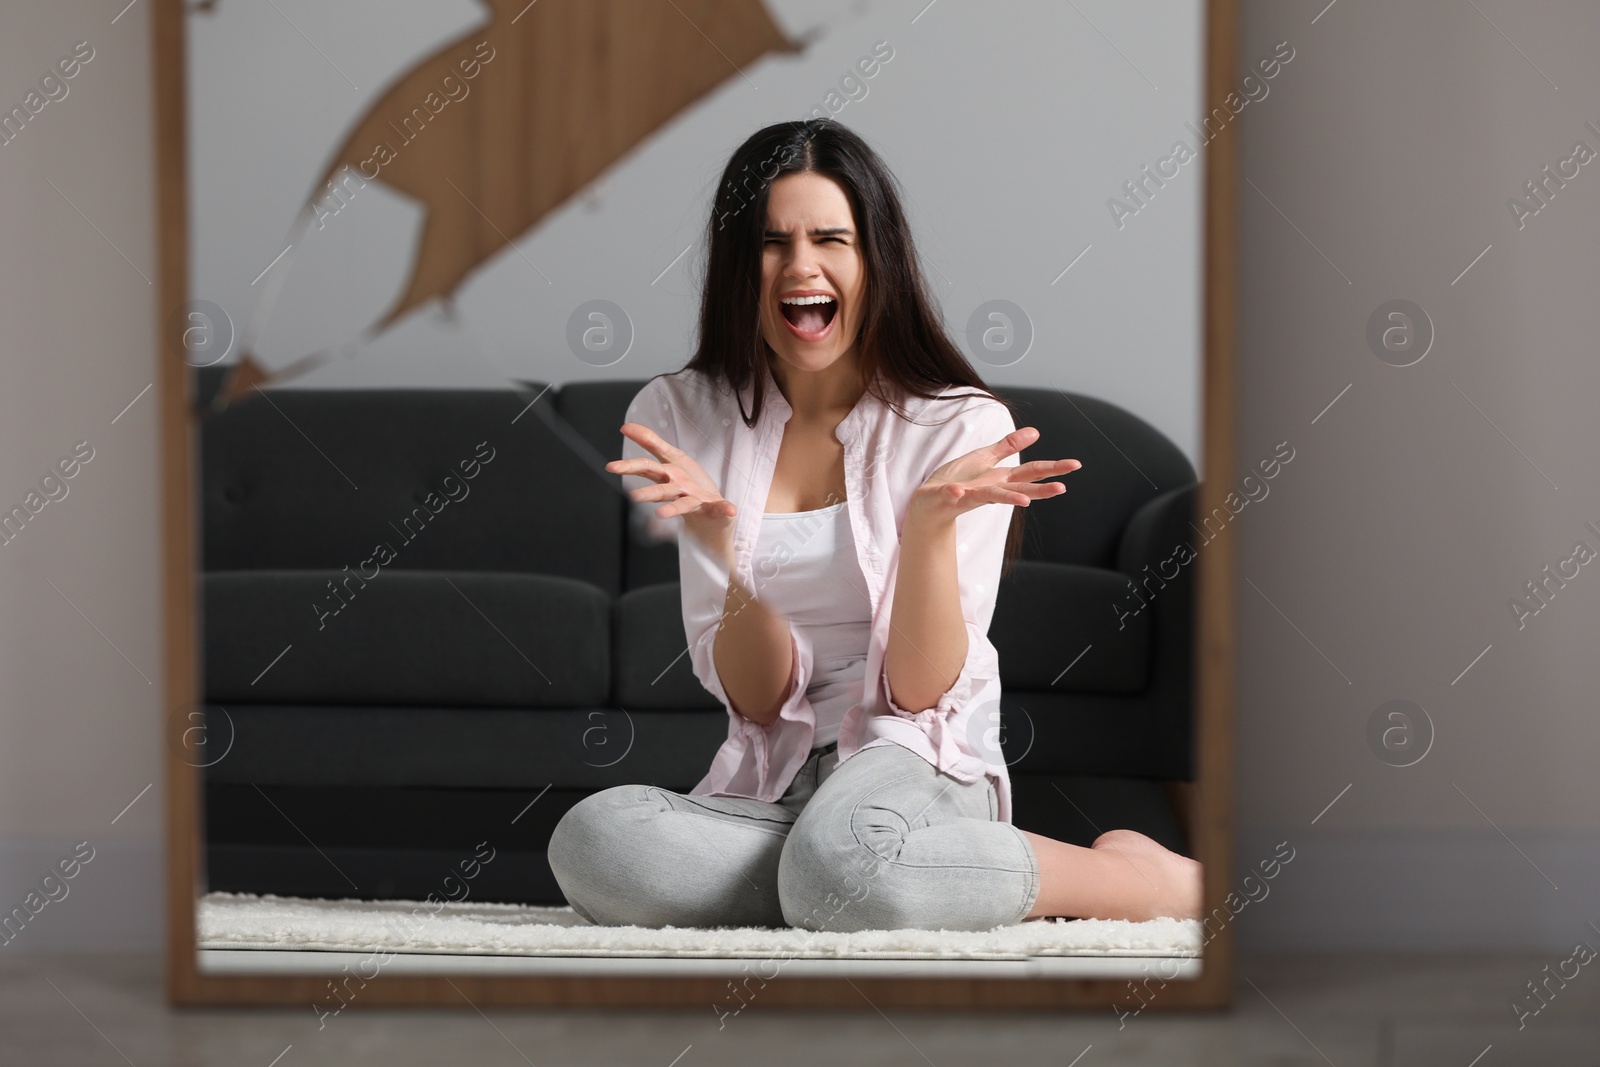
top-left (194, 366), bottom-right (1198, 905)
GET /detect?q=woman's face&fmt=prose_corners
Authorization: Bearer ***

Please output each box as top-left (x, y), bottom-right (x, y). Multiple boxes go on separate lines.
top-left (759, 171), bottom-right (866, 380)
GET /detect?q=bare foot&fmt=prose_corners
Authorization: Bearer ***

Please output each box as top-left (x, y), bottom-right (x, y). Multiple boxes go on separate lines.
top-left (1089, 829), bottom-right (1203, 921)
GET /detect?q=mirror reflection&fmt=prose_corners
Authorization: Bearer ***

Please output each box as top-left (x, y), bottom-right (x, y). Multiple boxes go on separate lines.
top-left (184, 0), bottom-right (1209, 981)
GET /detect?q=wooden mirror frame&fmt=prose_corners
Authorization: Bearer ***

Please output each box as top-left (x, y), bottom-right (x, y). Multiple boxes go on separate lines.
top-left (156, 0), bottom-right (1238, 1010)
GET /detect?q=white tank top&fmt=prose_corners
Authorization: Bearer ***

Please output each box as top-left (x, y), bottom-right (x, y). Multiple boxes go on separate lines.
top-left (750, 500), bottom-right (873, 749)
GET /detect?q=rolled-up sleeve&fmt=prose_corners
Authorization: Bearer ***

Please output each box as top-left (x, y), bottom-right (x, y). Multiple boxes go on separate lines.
top-left (681, 515), bottom-right (818, 799)
top-left (877, 395), bottom-right (1019, 782)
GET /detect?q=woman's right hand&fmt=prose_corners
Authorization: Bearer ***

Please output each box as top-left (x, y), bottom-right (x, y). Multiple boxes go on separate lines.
top-left (606, 423), bottom-right (736, 558)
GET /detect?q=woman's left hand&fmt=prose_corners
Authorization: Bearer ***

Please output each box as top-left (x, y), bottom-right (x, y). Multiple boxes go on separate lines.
top-left (906, 426), bottom-right (1081, 527)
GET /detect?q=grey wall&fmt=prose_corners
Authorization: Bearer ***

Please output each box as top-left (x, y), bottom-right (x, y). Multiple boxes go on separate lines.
top-left (0, 0), bottom-right (1595, 956)
top-left (0, 1), bottom-right (165, 950)
top-left (187, 0), bottom-right (1205, 467)
top-left (1228, 0), bottom-right (1600, 950)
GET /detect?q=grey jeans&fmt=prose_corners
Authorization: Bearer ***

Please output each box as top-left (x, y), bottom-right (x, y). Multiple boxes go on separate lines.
top-left (546, 741), bottom-right (1040, 931)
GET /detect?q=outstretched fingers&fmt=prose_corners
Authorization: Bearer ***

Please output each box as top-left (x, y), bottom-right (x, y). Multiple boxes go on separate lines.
top-left (627, 482), bottom-right (683, 504)
top-left (958, 481), bottom-right (1062, 508)
top-left (618, 422), bottom-right (683, 463)
top-left (970, 425), bottom-right (1041, 467)
top-left (1004, 457), bottom-right (1082, 483)
top-left (605, 456), bottom-right (671, 482)
top-left (656, 495), bottom-right (735, 521)
top-left (1016, 480), bottom-right (1068, 501)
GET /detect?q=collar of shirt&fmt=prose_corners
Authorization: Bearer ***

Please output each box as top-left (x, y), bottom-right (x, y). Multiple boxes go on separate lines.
top-left (727, 357), bottom-right (891, 598)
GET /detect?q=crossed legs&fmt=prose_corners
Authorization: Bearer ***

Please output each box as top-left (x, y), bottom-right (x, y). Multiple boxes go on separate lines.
top-left (548, 743), bottom-right (1201, 930)
top-left (549, 744), bottom-right (1035, 931)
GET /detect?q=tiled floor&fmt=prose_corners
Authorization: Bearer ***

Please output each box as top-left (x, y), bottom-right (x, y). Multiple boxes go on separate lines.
top-left (2, 951), bottom-right (1596, 1066)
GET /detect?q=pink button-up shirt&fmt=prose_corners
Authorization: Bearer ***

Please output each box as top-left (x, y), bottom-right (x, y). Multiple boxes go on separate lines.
top-left (619, 359), bottom-right (1020, 822)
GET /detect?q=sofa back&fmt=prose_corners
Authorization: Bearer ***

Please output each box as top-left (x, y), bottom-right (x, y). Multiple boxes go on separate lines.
top-left (197, 369), bottom-right (1196, 604)
top-left (1000, 387), bottom-right (1196, 570)
top-left (549, 379), bottom-right (680, 589)
top-left (198, 371), bottom-right (626, 597)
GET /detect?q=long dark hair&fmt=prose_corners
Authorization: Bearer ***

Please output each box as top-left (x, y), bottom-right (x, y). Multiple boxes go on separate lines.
top-left (683, 118), bottom-right (1025, 574)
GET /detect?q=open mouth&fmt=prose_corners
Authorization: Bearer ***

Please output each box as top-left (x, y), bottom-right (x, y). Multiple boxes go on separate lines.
top-left (778, 295), bottom-right (838, 339)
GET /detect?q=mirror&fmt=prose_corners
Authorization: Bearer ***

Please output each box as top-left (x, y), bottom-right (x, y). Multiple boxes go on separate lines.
top-left (160, 0), bottom-right (1237, 1010)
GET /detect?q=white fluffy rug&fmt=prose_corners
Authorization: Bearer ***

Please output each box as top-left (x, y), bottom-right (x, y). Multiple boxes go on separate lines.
top-left (197, 892), bottom-right (1201, 960)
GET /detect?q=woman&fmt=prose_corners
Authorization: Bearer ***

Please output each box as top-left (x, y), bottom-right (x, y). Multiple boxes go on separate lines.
top-left (548, 118), bottom-right (1201, 932)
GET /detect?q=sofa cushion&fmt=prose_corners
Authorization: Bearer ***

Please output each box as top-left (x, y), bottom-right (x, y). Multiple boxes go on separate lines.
top-left (550, 379), bottom-right (648, 464)
top-left (200, 705), bottom-right (729, 791)
top-left (1008, 773), bottom-right (1188, 853)
top-left (999, 689), bottom-right (1191, 780)
top-left (200, 381), bottom-right (626, 596)
top-left (991, 560), bottom-right (1151, 693)
top-left (613, 582), bottom-right (720, 709)
top-left (204, 570), bottom-right (609, 708)
top-left (552, 378), bottom-right (681, 590)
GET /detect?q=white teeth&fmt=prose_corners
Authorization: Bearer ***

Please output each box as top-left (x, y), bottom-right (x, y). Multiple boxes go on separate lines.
top-left (780, 295), bottom-right (836, 305)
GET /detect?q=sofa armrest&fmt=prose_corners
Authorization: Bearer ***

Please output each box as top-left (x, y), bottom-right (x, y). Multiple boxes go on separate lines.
top-left (1112, 482), bottom-right (1199, 779)
top-left (1116, 483), bottom-right (1198, 582)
